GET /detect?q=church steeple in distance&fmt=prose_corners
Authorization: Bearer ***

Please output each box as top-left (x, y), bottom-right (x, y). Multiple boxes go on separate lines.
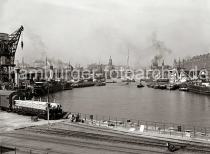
top-left (108, 56), bottom-right (112, 66)
top-left (162, 60), bottom-right (164, 66)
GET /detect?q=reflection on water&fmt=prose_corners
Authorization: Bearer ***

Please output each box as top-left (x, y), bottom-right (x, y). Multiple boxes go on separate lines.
top-left (51, 83), bottom-right (210, 127)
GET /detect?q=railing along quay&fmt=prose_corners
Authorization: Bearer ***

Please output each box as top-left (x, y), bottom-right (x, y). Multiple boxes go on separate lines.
top-left (67, 111), bottom-right (210, 141)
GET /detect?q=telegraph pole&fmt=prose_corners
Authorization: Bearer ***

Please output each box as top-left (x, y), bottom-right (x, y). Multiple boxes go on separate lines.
top-left (47, 85), bottom-right (50, 129)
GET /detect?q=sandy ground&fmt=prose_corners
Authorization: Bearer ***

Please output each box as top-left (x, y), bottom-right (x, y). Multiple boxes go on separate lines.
top-left (0, 111), bottom-right (62, 132)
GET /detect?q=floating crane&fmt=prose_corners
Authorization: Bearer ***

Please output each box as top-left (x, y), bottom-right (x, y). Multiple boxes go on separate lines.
top-left (0, 25), bottom-right (24, 82)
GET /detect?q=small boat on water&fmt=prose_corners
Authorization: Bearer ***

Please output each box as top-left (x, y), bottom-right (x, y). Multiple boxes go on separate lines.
top-left (149, 78), bottom-right (169, 90)
top-left (179, 83), bottom-right (188, 91)
top-left (121, 78), bottom-right (135, 82)
top-left (153, 84), bottom-right (159, 89)
top-left (106, 80), bottom-right (117, 83)
top-left (179, 87), bottom-right (189, 91)
top-left (137, 83), bottom-right (144, 88)
top-left (166, 84), bottom-right (179, 90)
top-left (95, 81), bottom-right (106, 86)
top-left (159, 84), bottom-right (167, 90)
top-left (63, 81), bottom-right (73, 90)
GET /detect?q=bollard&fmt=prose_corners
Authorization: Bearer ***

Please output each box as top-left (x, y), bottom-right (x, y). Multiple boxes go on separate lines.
top-left (116, 117), bottom-right (117, 128)
top-left (145, 122), bottom-right (148, 131)
top-left (155, 122), bottom-right (156, 131)
top-left (205, 128), bottom-right (207, 136)
top-left (163, 124), bottom-right (165, 133)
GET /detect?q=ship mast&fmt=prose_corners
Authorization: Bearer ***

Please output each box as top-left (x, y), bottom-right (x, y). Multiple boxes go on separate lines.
top-left (127, 48), bottom-right (130, 69)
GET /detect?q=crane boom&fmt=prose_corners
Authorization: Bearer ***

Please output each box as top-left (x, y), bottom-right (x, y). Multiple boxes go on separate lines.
top-left (8, 25), bottom-right (24, 56)
top-left (0, 25), bottom-right (24, 82)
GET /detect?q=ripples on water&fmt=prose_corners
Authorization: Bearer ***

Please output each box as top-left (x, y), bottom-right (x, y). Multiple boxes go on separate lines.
top-left (50, 83), bottom-right (210, 127)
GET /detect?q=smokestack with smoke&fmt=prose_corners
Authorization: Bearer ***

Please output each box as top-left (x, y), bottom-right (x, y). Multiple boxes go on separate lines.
top-left (151, 32), bottom-right (172, 67)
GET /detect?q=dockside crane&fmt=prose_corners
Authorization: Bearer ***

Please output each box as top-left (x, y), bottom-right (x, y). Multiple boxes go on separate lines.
top-left (0, 25), bottom-right (24, 82)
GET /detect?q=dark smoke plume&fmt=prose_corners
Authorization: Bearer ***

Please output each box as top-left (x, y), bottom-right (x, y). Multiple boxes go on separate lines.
top-left (151, 32), bottom-right (172, 66)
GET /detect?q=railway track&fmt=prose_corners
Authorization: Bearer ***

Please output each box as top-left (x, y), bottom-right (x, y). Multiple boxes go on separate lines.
top-left (61, 122), bottom-right (210, 152)
top-left (1, 131), bottom-right (169, 154)
top-left (23, 127), bottom-right (166, 147)
top-left (2, 123), bottom-right (210, 153)
top-left (23, 125), bottom-right (210, 153)
top-left (16, 126), bottom-right (210, 153)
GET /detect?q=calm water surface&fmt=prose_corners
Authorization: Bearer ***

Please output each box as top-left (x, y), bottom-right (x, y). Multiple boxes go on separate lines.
top-left (51, 83), bottom-right (210, 127)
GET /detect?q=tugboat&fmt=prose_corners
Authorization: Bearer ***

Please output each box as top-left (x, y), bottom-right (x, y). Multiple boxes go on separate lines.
top-left (137, 82), bottom-right (144, 88)
top-left (179, 83), bottom-right (188, 91)
top-left (187, 81), bottom-right (210, 95)
top-left (187, 72), bottom-right (210, 95)
top-left (95, 79), bottom-right (106, 86)
top-left (152, 78), bottom-right (169, 90)
top-left (33, 80), bottom-right (65, 96)
top-left (63, 81), bottom-right (73, 90)
top-left (159, 84), bottom-right (167, 89)
top-left (72, 79), bottom-right (95, 88)
top-left (166, 84), bottom-right (179, 90)
top-left (33, 81), bottom-right (49, 96)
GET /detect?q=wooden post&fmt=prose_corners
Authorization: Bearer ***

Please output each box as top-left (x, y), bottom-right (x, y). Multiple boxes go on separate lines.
top-left (205, 128), bottom-right (207, 136)
top-left (155, 122), bottom-right (156, 131)
top-left (115, 117), bottom-right (117, 127)
top-left (146, 121), bottom-right (148, 131)
top-left (163, 124), bottom-right (165, 133)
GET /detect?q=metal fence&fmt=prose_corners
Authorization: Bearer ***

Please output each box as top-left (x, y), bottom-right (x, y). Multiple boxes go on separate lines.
top-left (67, 111), bottom-right (210, 140)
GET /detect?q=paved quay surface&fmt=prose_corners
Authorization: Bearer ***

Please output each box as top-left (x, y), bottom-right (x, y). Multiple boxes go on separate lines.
top-left (1, 120), bottom-right (210, 154)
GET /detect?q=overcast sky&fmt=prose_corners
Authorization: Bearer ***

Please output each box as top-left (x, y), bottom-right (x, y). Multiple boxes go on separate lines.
top-left (0, 0), bottom-right (210, 67)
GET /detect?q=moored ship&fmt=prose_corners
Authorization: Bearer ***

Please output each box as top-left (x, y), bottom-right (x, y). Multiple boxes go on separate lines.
top-left (187, 81), bottom-right (210, 95)
top-left (33, 80), bottom-right (67, 96)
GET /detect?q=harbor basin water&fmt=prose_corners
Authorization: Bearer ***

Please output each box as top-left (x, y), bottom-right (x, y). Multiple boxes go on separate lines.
top-left (49, 83), bottom-right (210, 127)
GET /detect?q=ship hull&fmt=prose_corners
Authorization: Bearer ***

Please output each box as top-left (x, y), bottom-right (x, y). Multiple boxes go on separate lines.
top-left (188, 84), bottom-right (210, 95)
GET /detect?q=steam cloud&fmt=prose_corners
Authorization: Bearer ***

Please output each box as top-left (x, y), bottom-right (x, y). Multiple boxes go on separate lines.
top-left (151, 32), bottom-right (172, 66)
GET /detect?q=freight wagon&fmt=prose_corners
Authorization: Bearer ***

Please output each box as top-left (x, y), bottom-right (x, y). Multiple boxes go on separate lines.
top-left (0, 90), bottom-right (63, 120)
top-left (14, 100), bottom-right (63, 120)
